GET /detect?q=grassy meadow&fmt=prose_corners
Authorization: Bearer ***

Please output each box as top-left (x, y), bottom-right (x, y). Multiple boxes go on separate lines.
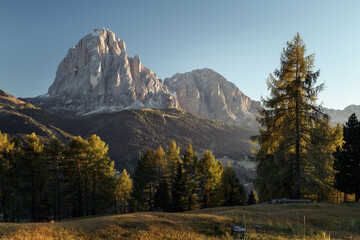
top-left (0, 203), bottom-right (359, 239)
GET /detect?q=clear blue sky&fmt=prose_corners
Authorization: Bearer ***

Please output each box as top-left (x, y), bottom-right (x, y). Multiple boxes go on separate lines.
top-left (1, 0), bottom-right (359, 110)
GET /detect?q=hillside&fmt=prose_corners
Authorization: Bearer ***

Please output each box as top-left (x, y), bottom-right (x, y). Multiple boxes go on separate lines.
top-left (0, 203), bottom-right (358, 239)
top-left (0, 108), bottom-right (72, 144)
top-left (0, 90), bottom-right (256, 174)
top-left (18, 107), bottom-right (256, 171)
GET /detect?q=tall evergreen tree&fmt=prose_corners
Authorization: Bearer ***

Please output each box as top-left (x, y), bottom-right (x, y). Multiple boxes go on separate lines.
top-left (44, 137), bottom-right (65, 220)
top-left (65, 136), bottom-right (87, 217)
top-left (86, 134), bottom-right (116, 215)
top-left (132, 148), bottom-right (156, 211)
top-left (166, 141), bottom-right (180, 209)
top-left (7, 137), bottom-right (23, 222)
top-left (22, 133), bottom-right (50, 221)
top-left (304, 120), bottom-right (342, 201)
top-left (220, 163), bottom-right (246, 206)
top-left (334, 113), bottom-right (360, 202)
top-left (173, 144), bottom-right (199, 211)
top-left (253, 33), bottom-right (332, 200)
top-left (198, 150), bottom-right (222, 208)
top-left (0, 131), bottom-right (14, 222)
top-left (115, 169), bottom-right (133, 213)
top-left (153, 147), bottom-right (171, 210)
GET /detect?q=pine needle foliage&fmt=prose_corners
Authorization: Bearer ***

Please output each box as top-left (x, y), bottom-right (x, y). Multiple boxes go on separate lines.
top-left (253, 33), bottom-right (341, 201)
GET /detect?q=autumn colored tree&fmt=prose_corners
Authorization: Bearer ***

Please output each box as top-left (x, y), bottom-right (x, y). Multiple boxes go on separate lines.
top-left (22, 133), bottom-right (50, 221)
top-left (166, 141), bottom-right (180, 209)
top-left (253, 33), bottom-right (338, 200)
top-left (115, 169), bottom-right (133, 213)
top-left (44, 136), bottom-right (65, 220)
top-left (198, 150), bottom-right (222, 208)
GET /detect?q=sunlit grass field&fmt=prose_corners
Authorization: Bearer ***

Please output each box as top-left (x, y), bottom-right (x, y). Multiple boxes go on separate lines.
top-left (0, 203), bottom-right (359, 239)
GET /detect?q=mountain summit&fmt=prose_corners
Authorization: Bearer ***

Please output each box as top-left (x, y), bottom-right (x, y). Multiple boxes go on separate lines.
top-left (164, 68), bottom-right (261, 127)
top-left (31, 28), bottom-right (178, 114)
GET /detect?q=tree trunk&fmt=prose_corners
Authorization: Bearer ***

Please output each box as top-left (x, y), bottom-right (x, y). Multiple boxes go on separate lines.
top-left (3, 195), bottom-right (8, 222)
top-left (295, 69), bottom-right (301, 200)
top-left (355, 192), bottom-right (360, 202)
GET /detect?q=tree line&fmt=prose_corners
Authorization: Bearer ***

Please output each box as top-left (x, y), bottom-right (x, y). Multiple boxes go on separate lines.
top-left (252, 33), bottom-right (359, 203)
top-left (131, 142), bottom-right (251, 212)
top-left (0, 132), bottom-right (121, 222)
top-left (0, 132), bottom-right (255, 222)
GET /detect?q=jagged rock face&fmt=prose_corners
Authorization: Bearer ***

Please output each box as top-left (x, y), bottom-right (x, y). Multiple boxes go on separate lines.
top-left (164, 68), bottom-right (261, 127)
top-left (38, 28), bottom-right (178, 114)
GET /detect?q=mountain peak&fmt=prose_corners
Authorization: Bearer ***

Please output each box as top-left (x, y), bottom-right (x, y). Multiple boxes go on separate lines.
top-left (30, 29), bottom-right (178, 114)
top-left (164, 69), bottom-right (261, 127)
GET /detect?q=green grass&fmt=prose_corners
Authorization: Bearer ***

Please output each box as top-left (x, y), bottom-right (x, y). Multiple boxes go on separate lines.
top-left (0, 203), bottom-right (359, 239)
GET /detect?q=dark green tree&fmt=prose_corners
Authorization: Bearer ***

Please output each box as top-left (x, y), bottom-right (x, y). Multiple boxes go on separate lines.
top-left (166, 141), bottom-right (180, 209)
top-left (198, 150), bottom-right (222, 208)
top-left (153, 147), bottom-right (171, 210)
top-left (220, 163), bottom-right (246, 206)
top-left (22, 133), bottom-right (50, 221)
top-left (247, 190), bottom-right (259, 205)
top-left (65, 136), bottom-right (87, 217)
top-left (334, 113), bottom-right (360, 202)
top-left (0, 131), bottom-right (14, 222)
top-left (253, 33), bottom-right (334, 200)
top-left (44, 136), bottom-right (65, 220)
top-left (172, 144), bottom-right (199, 211)
top-left (132, 148), bottom-right (156, 211)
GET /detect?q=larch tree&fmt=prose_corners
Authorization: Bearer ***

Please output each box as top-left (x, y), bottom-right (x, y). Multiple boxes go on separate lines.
top-left (115, 169), bottom-right (133, 213)
top-left (197, 150), bottom-right (222, 208)
top-left (65, 136), bottom-right (87, 217)
top-left (253, 33), bottom-right (337, 200)
top-left (22, 133), bottom-right (50, 221)
top-left (0, 131), bottom-right (14, 222)
top-left (44, 136), bottom-right (65, 220)
top-left (86, 134), bottom-right (116, 215)
top-left (166, 141), bottom-right (180, 209)
top-left (153, 146), bottom-right (171, 210)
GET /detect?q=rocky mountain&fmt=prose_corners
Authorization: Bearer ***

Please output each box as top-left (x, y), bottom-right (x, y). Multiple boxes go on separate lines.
top-left (324, 105), bottom-right (360, 125)
top-left (28, 28), bottom-right (178, 114)
top-left (164, 68), bottom-right (261, 128)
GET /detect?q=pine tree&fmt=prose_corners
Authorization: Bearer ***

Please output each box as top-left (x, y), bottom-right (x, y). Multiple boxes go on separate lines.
top-left (132, 148), bottom-right (156, 211)
top-left (44, 137), bottom-right (65, 220)
top-left (334, 113), bottom-right (360, 202)
top-left (7, 137), bottom-right (23, 222)
top-left (304, 120), bottom-right (342, 201)
top-left (0, 131), bottom-right (14, 222)
top-left (86, 134), bottom-right (116, 215)
top-left (166, 141), bottom-right (180, 209)
top-left (22, 133), bottom-right (50, 221)
top-left (172, 144), bottom-right (199, 211)
top-left (198, 150), bottom-right (222, 208)
top-left (253, 33), bottom-right (332, 200)
top-left (220, 163), bottom-right (246, 206)
top-left (65, 136), bottom-right (87, 217)
top-left (247, 190), bottom-right (259, 205)
top-left (115, 169), bottom-right (133, 213)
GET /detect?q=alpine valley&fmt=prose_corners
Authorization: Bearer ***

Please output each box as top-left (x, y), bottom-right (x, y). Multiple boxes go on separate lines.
top-left (1, 28), bottom-right (358, 180)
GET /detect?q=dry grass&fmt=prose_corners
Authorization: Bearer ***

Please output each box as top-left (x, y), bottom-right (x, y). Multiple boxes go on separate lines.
top-left (0, 203), bottom-right (359, 239)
